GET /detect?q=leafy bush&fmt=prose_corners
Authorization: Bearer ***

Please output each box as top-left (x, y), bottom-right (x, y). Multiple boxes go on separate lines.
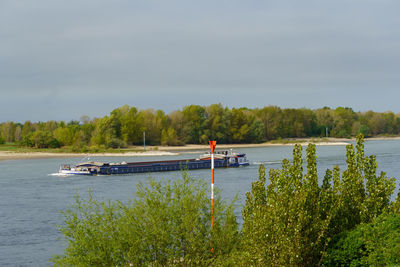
top-left (21, 134), bottom-right (34, 147)
top-left (358, 124), bottom-right (370, 137)
top-left (52, 134), bottom-right (400, 265)
top-left (240, 134), bottom-right (396, 265)
top-left (0, 136), bottom-right (5, 144)
top-left (241, 144), bottom-right (331, 266)
top-left (324, 213), bottom-right (400, 266)
top-left (336, 129), bottom-right (351, 138)
top-left (30, 131), bottom-right (60, 148)
top-left (161, 127), bottom-right (183, 146)
top-left (52, 173), bottom-right (239, 266)
top-left (106, 137), bottom-right (126, 149)
top-left (20, 131), bottom-right (60, 148)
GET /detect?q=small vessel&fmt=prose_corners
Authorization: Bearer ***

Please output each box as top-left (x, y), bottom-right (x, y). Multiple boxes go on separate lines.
top-left (199, 149), bottom-right (249, 167)
top-left (59, 163), bottom-right (100, 175)
top-left (58, 150), bottom-right (249, 176)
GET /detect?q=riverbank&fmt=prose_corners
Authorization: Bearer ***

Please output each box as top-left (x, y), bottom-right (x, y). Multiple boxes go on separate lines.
top-left (0, 136), bottom-right (398, 162)
top-left (0, 151), bottom-right (179, 162)
top-left (159, 137), bottom-right (354, 150)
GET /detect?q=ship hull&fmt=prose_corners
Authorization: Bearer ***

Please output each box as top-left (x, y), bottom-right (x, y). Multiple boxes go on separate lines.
top-left (59, 151), bottom-right (249, 176)
top-left (97, 159), bottom-right (229, 175)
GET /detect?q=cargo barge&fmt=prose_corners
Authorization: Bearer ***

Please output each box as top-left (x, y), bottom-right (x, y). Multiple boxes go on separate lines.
top-left (59, 150), bottom-right (249, 176)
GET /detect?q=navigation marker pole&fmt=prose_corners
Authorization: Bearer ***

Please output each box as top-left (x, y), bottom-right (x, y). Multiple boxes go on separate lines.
top-left (209, 140), bottom-right (216, 254)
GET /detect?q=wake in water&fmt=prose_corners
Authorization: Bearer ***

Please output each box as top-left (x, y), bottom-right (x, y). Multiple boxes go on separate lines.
top-left (252, 161), bottom-right (281, 165)
top-left (48, 173), bottom-right (107, 177)
top-left (49, 173), bottom-right (73, 177)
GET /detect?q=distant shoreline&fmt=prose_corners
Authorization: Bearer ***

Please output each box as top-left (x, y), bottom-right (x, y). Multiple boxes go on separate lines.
top-left (0, 136), bottom-right (399, 162)
top-left (0, 151), bottom-right (179, 162)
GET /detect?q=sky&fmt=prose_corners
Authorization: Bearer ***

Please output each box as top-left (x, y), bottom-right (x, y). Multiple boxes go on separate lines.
top-left (1, 0), bottom-right (400, 122)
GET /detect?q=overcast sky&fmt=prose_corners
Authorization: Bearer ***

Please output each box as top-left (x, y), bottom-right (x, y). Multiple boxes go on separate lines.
top-left (1, 0), bottom-right (400, 122)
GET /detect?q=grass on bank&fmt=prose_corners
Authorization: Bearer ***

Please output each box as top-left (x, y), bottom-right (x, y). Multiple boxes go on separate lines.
top-left (0, 143), bottom-right (148, 154)
top-left (2, 135), bottom-right (400, 154)
top-left (0, 137), bottom-right (338, 153)
top-left (269, 137), bottom-right (331, 144)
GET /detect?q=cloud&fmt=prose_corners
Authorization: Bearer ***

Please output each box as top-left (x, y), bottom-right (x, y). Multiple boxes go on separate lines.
top-left (1, 0), bottom-right (400, 121)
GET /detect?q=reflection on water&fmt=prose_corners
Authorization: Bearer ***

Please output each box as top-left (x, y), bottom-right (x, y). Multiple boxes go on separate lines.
top-left (1, 140), bottom-right (399, 266)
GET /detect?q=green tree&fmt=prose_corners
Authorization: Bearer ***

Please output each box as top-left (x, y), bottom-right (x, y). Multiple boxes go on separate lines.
top-left (52, 173), bottom-right (238, 266)
top-left (161, 127), bottom-right (182, 146)
top-left (201, 103), bottom-right (231, 144)
top-left (352, 121), bottom-right (370, 137)
top-left (79, 123), bottom-right (95, 145)
top-left (44, 120), bottom-right (59, 132)
top-left (241, 134), bottom-right (397, 265)
top-left (277, 108), bottom-right (317, 138)
top-left (167, 110), bottom-right (185, 142)
top-left (330, 135), bottom-right (396, 234)
top-left (120, 106), bottom-right (144, 145)
top-left (1, 121), bottom-right (16, 142)
top-left (139, 109), bottom-right (166, 145)
top-left (54, 127), bottom-right (75, 146)
top-left (315, 107), bottom-right (334, 137)
top-left (255, 106), bottom-right (282, 140)
top-left (29, 131), bottom-right (60, 148)
top-left (91, 115), bottom-right (126, 148)
top-left (394, 186), bottom-right (400, 214)
top-left (324, 213), bottom-right (400, 266)
top-left (332, 107), bottom-right (356, 138)
top-left (248, 119), bottom-right (265, 143)
top-left (182, 105), bottom-right (206, 144)
top-left (21, 121), bottom-right (34, 139)
top-left (229, 108), bottom-right (251, 143)
top-left (241, 144), bottom-right (331, 265)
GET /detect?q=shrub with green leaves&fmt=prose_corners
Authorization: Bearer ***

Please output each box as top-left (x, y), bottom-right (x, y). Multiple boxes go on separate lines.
top-left (23, 131), bottom-right (60, 148)
top-left (324, 213), bottom-right (400, 266)
top-left (52, 172), bottom-right (239, 266)
top-left (52, 134), bottom-right (400, 266)
top-left (241, 143), bottom-right (331, 266)
top-left (240, 134), bottom-right (397, 266)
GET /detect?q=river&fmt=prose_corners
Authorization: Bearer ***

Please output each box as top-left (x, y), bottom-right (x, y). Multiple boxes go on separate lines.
top-left (1, 140), bottom-right (400, 266)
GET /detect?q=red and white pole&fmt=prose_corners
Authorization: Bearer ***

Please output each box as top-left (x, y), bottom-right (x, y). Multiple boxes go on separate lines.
top-left (209, 141), bottom-right (216, 230)
top-left (209, 141), bottom-right (216, 254)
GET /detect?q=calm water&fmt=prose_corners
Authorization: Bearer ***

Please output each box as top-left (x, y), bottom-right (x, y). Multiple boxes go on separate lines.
top-left (1, 140), bottom-right (400, 266)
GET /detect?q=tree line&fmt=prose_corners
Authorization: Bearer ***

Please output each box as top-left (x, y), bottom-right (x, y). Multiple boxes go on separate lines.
top-left (52, 135), bottom-right (400, 266)
top-left (1, 104), bottom-right (400, 149)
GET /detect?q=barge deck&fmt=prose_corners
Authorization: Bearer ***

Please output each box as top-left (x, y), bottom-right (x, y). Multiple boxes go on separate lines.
top-left (59, 150), bottom-right (249, 175)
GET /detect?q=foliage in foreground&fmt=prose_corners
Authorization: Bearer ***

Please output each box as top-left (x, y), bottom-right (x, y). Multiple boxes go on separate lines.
top-left (240, 134), bottom-right (398, 265)
top-left (323, 213), bottom-right (400, 266)
top-left (51, 173), bottom-right (239, 266)
top-left (53, 135), bottom-right (400, 266)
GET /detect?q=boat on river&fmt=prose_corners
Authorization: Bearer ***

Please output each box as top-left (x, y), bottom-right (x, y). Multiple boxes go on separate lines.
top-left (58, 150), bottom-right (249, 176)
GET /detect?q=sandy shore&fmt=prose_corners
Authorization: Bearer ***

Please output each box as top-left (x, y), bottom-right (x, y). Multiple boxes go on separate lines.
top-left (0, 136), bottom-right (397, 162)
top-left (153, 141), bottom-right (350, 152)
top-left (0, 151), bottom-right (178, 162)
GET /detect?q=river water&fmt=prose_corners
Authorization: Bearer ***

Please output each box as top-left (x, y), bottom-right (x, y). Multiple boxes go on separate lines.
top-left (1, 140), bottom-right (400, 266)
